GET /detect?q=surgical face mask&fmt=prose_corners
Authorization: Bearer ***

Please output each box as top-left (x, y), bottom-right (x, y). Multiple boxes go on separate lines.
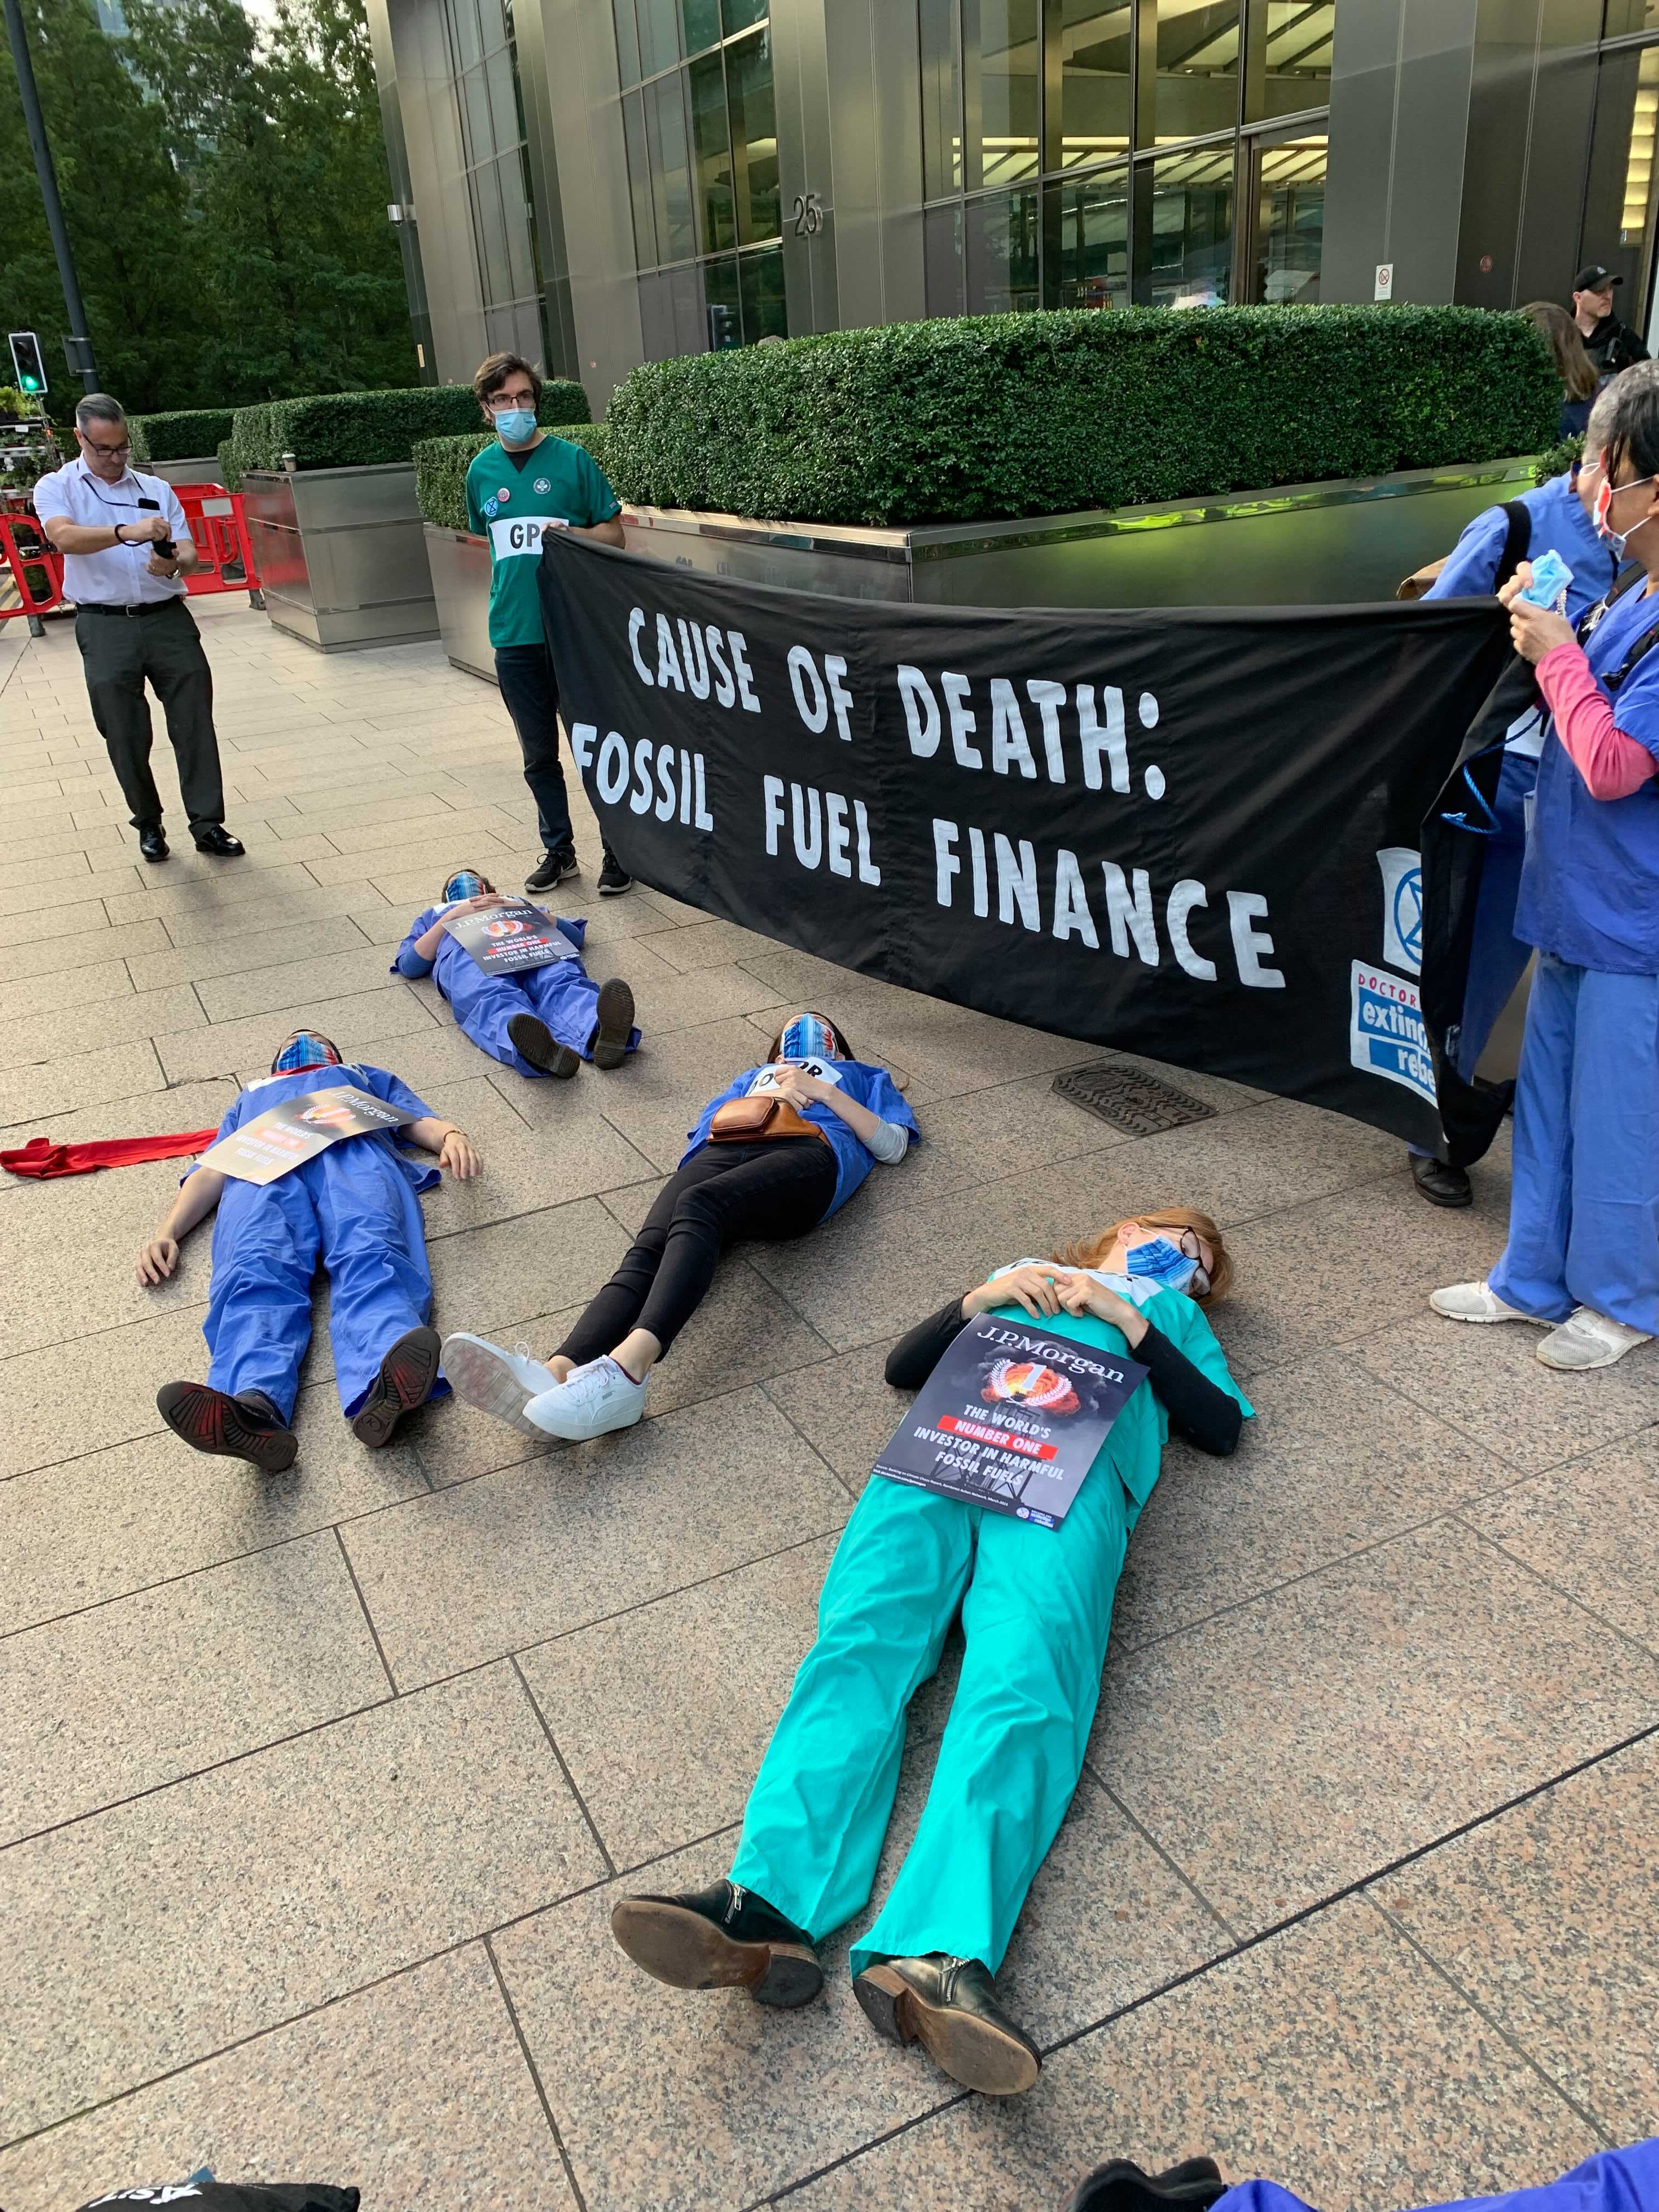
top-left (271, 1030), bottom-right (343, 1075)
top-left (779, 1012), bottom-right (843, 1062)
top-left (493, 407), bottom-right (537, 447)
top-left (443, 870), bottom-right (487, 902)
top-left (1593, 472), bottom-right (1657, 555)
top-left (1125, 1234), bottom-right (1203, 1296)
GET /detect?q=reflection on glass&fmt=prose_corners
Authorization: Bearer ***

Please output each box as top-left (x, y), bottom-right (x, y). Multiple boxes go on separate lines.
top-left (639, 271), bottom-right (674, 360)
top-left (449, 0), bottom-right (482, 76)
top-left (723, 0), bottom-right (767, 31)
top-left (966, 0), bottom-right (1039, 189)
top-left (740, 244), bottom-right (788, 340)
top-left (1154, 0), bottom-right (1239, 143)
top-left (1060, 0), bottom-right (1130, 168)
top-left (704, 255), bottom-right (742, 349)
top-left (504, 153), bottom-right (536, 297)
top-left (1255, 136), bottom-right (1324, 301)
top-left (646, 72), bottom-right (697, 262)
top-left (921, 0), bottom-right (963, 199)
top-left (636, 0), bottom-right (679, 76)
top-left (967, 185), bottom-right (1041, 311)
top-left (680, 0), bottom-right (720, 56)
top-left (1262, 0), bottom-right (1333, 116)
top-left (1150, 145), bottom-right (1233, 306)
top-left (1051, 165), bottom-right (1128, 307)
top-left (486, 45), bottom-right (518, 148)
top-left (1622, 44), bottom-right (1659, 241)
top-left (462, 67), bottom-right (493, 166)
top-left (690, 52), bottom-right (735, 252)
top-left (623, 89), bottom-right (656, 267)
top-left (926, 200), bottom-right (966, 314)
top-left (1604, 1), bottom-right (1659, 31)
top-left (613, 0), bottom-right (640, 88)
top-left (727, 30), bottom-right (781, 242)
top-left (474, 157), bottom-right (512, 302)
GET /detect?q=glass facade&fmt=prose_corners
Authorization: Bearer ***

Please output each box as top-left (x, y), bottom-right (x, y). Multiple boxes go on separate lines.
top-left (443, 0), bottom-right (558, 369)
top-left (614, 0), bottom-right (787, 356)
top-left (922, 0), bottom-right (1340, 315)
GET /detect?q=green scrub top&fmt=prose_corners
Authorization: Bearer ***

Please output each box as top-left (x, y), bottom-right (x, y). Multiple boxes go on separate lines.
top-left (465, 433), bottom-right (622, 650)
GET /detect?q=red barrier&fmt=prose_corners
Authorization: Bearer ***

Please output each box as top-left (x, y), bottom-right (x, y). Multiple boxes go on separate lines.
top-left (0, 514), bottom-right (64, 620)
top-left (171, 483), bottom-right (261, 599)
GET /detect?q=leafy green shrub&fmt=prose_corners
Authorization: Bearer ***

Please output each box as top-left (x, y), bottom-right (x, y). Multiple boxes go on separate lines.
top-left (413, 424), bottom-right (615, 533)
top-left (128, 409), bottom-right (237, 464)
top-left (603, 305), bottom-right (1560, 527)
top-left (216, 436), bottom-right (241, 492)
top-left (230, 381), bottom-right (591, 478)
top-left (1534, 433), bottom-right (1583, 484)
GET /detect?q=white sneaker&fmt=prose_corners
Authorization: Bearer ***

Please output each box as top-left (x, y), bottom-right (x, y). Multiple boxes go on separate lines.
top-left (1536, 1306), bottom-right (1655, 1372)
top-left (1429, 1280), bottom-right (1550, 1325)
top-left (524, 1356), bottom-right (647, 1440)
top-left (441, 1333), bottom-right (560, 1438)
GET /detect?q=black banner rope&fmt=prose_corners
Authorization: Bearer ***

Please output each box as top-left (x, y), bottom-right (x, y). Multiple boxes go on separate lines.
top-left (540, 535), bottom-right (1512, 1150)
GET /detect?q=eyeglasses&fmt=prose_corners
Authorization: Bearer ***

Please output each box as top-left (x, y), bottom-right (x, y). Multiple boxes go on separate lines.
top-left (1174, 1227), bottom-right (1212, 1298)
top-left (486, 392), bottom-right (535, 412)
top-left (82, 437), bottom-right (131, 458)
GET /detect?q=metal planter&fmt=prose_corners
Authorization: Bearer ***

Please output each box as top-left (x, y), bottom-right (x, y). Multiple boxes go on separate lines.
top-left (244, 464), bottom-right (439, 652)
top-left (424, 524), bottom-right (495, 681)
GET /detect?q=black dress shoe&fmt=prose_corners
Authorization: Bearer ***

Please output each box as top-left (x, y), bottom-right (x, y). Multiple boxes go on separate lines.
top-left (507, 1011), bottom-right (580, 1079)
top-left (1410, 1150), bottom-right (1473, 1207)
top-left (611, 1878), bottom-right (823, 2007)
top-left (191, 825), bottom-right (245, 857)
top-left (590, 977), bottom-right (635, 1070)
top-left (1065, 2158), bottom-right (1229, 2212)
top-left (157, 1380), bottom-right (297, 1472)
top-left (853, 1953), bottom-right (1040, 2096)
top-left (350, 1325), bottom-right (443, 1448)
top-left (138, 825), bottom-right (169, 863)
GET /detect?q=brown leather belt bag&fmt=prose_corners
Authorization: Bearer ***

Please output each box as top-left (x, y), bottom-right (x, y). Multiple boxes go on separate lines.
top-left (708, 1096), bottom-right (828, 1146)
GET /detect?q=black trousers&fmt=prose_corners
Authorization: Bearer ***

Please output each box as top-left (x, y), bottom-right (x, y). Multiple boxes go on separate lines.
top-left (494, 640), bottom-right (574, 855)
top-left (75, 599), bottom-right (224, 832)
top-left (557, 1137), bottom-right (839, 1362)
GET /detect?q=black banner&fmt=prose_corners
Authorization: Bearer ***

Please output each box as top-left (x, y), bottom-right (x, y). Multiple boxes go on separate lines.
top-left (539, 537), bottom-right (1511, 1149)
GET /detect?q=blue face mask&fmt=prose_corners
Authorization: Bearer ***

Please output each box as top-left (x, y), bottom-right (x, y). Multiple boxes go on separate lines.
top-left (443, 870), bottom-right (487, 902)
top-left (271, 1030), bottom-right (342, 1076)
top-left (494, 408), bottom-right (537, 447)
top-left (1125, 1234), bottom-right (1200, 1295)
top-left (778, 1013), bottom-right (843, 1063)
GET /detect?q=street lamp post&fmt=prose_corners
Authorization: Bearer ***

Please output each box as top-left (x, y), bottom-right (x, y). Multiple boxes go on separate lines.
top-left (3, 0), bottom-right (100, 394)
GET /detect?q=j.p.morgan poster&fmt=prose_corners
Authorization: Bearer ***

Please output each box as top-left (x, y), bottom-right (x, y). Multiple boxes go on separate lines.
top-left (539, 537), bottom-right (1513, 1149)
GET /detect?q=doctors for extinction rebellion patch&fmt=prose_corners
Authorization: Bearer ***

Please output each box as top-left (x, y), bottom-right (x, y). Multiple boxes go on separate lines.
top-left (534, 477), bottom-right (551, 494)
top-left (1350, 961), bottom-right (1435, 1104)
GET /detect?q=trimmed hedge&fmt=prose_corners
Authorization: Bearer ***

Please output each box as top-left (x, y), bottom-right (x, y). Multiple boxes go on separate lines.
top-left (602, 304), bottom-right (1560, 527)
top-left (1534, 433), bottom-right (1583, 484)
top-left (128, 409), bottom-right (237, 464)
top-left (229, 380), bottom-right (591, 478)
top-left (216, 436), bottom-right (241, 493)
top-left (413, 424), bottom-right (614, 534)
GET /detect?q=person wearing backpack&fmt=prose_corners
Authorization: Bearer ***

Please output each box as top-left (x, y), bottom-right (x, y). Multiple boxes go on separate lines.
top-left (1431, 362), bottom-right (1659, 1370)
top-left (1403, 408), bottom-right (1619, 1207)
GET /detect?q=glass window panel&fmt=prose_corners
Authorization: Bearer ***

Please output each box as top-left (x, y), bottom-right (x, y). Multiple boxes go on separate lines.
top-left (1149, 145), bottom-right (1233, 306)
top-left (965, 0), bottom-right (1039, 191)
top-left (473, 157), bottom-right (512, 303)
top-left (639, 270), bottom-right (675, 358)
top-left (925, 200), bottom-right (966, 314)
top-left (1622, 44), bottom-right (1659, 242)
top-left (681, 0), bottom-right (721, 54)
top-left (966, 185), bottom-right (1041, 312)
top-left (722, 0), bottom-right (768, 32)
top-left (613, 0), bottom-right (641, 87)
top-left (646, 72), bottom-right (697, 261)
top-left (1050, 163), bottom-right (1128, 308)
top-left (1060, 0), bottom-right (1129, 169)
top-left (521, 145), bottom-right (545, 289)
top-left (637, 0), bottom-right (679, 75)
top-left (690, 52), bottom-right (736, 252)
top-left (739, 242), bottom-right (787, 341)
top-left (503, 154), bottom-right (537, 297)
top-left (449, 0), bottom-right (482, 75)
top-left (704, 253), bottom-right (743, 348)
top-left (1154, 0), bottom-right (1239, 144)
top-left (1261, 2), bottom-right (1333, 118)
top-left (623, 89), bottom-right (657, 267)
top-left (727, 30), bottom-right (781, 243)
top-left (462, 65), bottom-right (494, 166)
top-left (1604, 2), bottom-right (1659, 30)
top-left (920, 0), bottom-right (963, 198)
top-left (475, 0), bottom-right (507, 57)
top-left (486, 46), bottom-right (520, 149)
top-left (669, 261), bottom-right (707, 352)
top-left (1255, 134), bottom-right (1324, 301)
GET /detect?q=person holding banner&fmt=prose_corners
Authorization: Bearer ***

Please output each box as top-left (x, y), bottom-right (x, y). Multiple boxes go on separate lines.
top-left (441, 1012), bottom-right (915, 1441)
top-left (136, 1029), bottom-right (483, 1471)
top-left (606, 1210), bottom-right (1249, 2097)
top-left (392, 868), bottom-right (639, 1079)
top-left (1433, 363), bottom-right (1659, 1369)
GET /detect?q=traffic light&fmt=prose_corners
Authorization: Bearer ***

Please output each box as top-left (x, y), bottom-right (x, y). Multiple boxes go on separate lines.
top-left (8, 331), bottom-right (48, 396)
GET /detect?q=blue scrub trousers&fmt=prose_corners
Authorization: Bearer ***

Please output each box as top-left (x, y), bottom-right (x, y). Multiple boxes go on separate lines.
top-left (443, 958), bottom-right (639, 1077)
top-left (1489, 955), bottom-right (1659, 1334)
top-left (728, 1462), bottom-right (1132, 1980)
top-left (202, 1137), bottom-right (437, 1422)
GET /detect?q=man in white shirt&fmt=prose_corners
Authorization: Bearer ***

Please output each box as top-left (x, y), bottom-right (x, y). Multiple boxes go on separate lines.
top-left (33, 393), bottom-right (244, 862)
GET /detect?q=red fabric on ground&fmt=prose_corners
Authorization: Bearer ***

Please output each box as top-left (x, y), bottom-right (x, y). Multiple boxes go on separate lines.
top-left (1, 1130), bottom-right (219, 1180)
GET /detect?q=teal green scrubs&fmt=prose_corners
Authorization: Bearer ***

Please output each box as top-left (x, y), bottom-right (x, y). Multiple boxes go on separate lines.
top-left (464, 435), bottom-right (621, 650)
top-left (728, 1281), bottom-right (1252, 1977)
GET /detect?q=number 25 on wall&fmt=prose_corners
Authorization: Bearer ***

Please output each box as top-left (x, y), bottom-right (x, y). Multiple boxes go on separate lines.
top-left (792, 191), bottom-right (824, 237)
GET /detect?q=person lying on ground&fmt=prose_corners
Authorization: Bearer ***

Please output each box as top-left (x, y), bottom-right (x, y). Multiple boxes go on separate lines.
top-left (391, 867), bottom-right (637, 1080)
top-left (441, 1009), bottom-right (916, 1441)
top-left (136, 1028), bottom-right (482, 1472)
top-left (608, 1211), bottom-right (1249, 2099)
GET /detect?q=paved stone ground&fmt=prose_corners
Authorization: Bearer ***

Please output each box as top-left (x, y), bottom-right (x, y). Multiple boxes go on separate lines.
top-left (1, 595), bottom-right (1656, 2212)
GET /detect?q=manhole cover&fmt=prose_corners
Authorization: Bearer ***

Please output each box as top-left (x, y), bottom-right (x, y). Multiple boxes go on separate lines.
top-left (1051, 1062), bottom-right (1217, 1137)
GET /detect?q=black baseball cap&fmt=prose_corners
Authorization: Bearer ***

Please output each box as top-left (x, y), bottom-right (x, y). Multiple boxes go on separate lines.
top-left (1575, 263), bottom-right (1621, 292)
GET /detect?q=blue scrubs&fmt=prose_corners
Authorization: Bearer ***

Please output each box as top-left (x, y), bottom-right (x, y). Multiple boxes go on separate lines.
top-left (392, 906), bottom-right (639, 1075)
top-left (686, 1058), bottom-right (919, 1215)
top-left (1421, 475), bottom-right (1619, 1113)
top-left (195, 1064), bottom-right (445, 1423)
top-left (1488, 577), bottom-right (1659, 1334)
top-left (1210, 2142), bottom-right (1659, 2212)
